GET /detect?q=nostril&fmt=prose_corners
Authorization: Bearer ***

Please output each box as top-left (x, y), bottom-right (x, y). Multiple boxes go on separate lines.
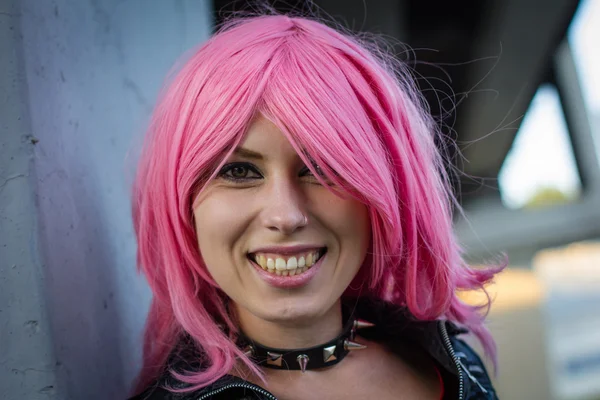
top-left (261, 208), bottom-right (309, 234)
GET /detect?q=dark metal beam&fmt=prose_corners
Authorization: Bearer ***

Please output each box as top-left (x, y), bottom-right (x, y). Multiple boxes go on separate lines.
top-left (458, 0), bottom-right (581, 179)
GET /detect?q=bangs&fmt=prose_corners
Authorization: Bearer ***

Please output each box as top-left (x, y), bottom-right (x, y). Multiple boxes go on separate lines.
top-left (257, 36), bottom-right (397, 210)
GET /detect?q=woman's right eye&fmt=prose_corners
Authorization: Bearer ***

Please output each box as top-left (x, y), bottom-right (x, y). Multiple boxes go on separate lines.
top-left (218, 162), bottom-right (262, 182)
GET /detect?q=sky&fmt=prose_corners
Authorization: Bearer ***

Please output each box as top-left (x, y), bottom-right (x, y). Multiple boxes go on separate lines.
top-left (571, 0), bottom-right (600, 111)
top-left (498, 0), bottom-right (600, 209)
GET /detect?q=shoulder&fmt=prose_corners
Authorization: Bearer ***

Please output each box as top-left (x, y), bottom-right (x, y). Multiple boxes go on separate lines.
top-left (128, 386), bottom-right (181, 400)
top-left (129, 375), bottom-right (256, 400)
top-left (129, 384), bottom-right (206, 400)
top-left (128, 381), bottom-right (192, 400)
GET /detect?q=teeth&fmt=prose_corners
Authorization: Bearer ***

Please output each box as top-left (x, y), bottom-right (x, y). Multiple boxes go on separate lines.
top-left (257, 255), bottom-right (267, 269)
top-left (251, 250), bottom-right (325, 277)
top-left (286, 257), bottom-right (297, 270)
top-left (275, 258), bottom-right (287, 271)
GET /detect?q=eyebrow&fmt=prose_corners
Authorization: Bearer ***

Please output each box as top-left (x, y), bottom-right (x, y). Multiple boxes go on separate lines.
top-left (233, 147), bottom-right (264, 160)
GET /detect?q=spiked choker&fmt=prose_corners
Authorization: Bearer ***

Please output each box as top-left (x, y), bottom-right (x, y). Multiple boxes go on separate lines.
top-left (239, 317), bottom-right (374, 372)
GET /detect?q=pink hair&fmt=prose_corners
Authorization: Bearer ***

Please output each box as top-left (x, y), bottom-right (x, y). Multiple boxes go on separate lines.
top-left (132, 15), bottom-right (502, 394)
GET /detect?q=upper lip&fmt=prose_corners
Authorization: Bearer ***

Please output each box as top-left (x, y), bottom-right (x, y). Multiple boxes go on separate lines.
top-left (248, 245), bottom-right (326, 255)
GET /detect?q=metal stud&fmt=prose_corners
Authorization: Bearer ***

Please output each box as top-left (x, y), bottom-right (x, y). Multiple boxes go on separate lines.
top-left (344, 340), bottom-right (367, 351)
top-left (243, 345), bottom-right (254, 358)
top-left (266, 352), bottom-right (283, 367)
top-left (323, 345), bottom-right (337, 363)
top-left (353, 319), bottom-right (375, 330)
top-left (297, 354), bottom-right (309, 373)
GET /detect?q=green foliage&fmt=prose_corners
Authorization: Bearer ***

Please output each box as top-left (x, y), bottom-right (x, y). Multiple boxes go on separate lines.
top-left (523, 187), bottom-right (577, 209)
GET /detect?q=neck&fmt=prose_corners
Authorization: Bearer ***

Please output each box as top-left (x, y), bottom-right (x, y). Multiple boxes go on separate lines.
top-left (234, 301), bottom-right (343, 349)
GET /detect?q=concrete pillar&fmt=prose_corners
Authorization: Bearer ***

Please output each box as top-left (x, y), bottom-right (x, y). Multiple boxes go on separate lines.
top-left (1, 1), bottom-right (59, 397)
top-left (0, 1), bottom-right (213, 398)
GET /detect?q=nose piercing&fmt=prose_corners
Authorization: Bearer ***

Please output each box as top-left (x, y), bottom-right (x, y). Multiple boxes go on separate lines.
top-left (302, 215), bottom-right (308, 225)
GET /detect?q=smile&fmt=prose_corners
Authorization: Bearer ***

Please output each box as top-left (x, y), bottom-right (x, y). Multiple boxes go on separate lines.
top-left (248, 248), bottom-right (326, 276)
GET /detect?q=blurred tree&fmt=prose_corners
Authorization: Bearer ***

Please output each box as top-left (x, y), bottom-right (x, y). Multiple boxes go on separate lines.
top-left (523, 186), bottom-right (577, 209)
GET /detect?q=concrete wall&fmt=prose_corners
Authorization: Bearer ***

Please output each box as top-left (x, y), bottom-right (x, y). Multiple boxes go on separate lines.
top-left (1, 1), bottom-right (59, 398)
top-left (0, 0), bottom-right (213, 398)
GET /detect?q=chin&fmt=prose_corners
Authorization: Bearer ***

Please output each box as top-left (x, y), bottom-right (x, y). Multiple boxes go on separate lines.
top-left (252, 297), bottom-right (330, 324)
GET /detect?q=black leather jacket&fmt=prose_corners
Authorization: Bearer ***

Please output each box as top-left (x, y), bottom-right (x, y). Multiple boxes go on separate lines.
top-left (132, 299), bottom-right (498, 400)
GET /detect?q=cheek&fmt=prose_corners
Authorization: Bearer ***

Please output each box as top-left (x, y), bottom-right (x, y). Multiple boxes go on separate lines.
top-left (315, 194), bottom-right (371, 256)
top-left (344, 203), bottom-right (371, 255)
top-left (193, 192), bottom-right (251, 263)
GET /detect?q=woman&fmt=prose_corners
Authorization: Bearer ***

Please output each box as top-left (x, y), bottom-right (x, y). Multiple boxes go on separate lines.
top-left (130, 14), bottom-right (501, 400)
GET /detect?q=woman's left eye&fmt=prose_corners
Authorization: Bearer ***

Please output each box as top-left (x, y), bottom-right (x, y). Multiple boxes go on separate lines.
top-left (300, 164), bottom-right (326, 179)
top-left (218, 163), bottom-right (262, 182)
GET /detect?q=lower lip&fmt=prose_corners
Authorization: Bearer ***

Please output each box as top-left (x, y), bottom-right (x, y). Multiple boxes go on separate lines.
top-left (249, 254), bottom-right (325, 289)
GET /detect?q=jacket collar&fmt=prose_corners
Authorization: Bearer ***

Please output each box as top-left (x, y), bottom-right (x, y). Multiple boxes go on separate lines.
top-left (345, 297), bottom-right (464, 376)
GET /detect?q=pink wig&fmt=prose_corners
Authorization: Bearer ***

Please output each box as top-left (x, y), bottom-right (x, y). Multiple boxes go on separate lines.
top-left (132, 14), bottom-right (502, 394)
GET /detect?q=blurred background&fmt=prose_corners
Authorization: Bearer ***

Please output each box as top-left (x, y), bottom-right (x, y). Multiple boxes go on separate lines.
top-left (1, 0), bottom-right (599, 399)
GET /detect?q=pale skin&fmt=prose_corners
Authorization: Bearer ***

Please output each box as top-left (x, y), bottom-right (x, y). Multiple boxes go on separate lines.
top-left (193, 115), bottom-right (441, 399)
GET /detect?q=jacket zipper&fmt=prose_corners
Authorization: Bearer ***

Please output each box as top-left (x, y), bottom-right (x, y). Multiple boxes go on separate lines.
top-left (455, 352), bottom-right (488, 394)
top-left (196, 381), bottom-right (278, 400)
top-left (439, 320), bottom-right (464, 400)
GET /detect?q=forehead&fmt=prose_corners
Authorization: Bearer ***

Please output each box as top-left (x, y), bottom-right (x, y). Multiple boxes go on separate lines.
top-left (235, 114), bottom-right (304, 160)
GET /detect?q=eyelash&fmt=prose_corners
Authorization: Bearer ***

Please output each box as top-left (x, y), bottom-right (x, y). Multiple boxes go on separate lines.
top-left (218, 162), bottom-right (262, 182)
top-left (217, 162), bottom-right (322, 183)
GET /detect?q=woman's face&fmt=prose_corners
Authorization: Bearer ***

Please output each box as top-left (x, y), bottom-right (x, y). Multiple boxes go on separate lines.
top-left (193, 115), bottom-right (370, 326)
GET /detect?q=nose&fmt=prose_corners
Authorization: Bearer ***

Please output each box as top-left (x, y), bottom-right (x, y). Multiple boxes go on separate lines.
top-left (260, 178), bottom-right (308, 235)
